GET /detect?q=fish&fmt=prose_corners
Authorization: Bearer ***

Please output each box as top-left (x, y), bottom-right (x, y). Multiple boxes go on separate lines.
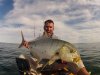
top-left (19, 31), bottom-right (81, 65)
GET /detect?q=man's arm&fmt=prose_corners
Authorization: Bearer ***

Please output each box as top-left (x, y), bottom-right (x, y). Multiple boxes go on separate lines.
top-left (66, 60), bottom-right (90, 75)
top-left (77, 67), bottom-right (90, 75)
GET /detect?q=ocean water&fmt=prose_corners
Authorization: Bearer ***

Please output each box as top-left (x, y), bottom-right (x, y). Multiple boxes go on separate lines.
top-left (0, 42), bottom-right (100, 75)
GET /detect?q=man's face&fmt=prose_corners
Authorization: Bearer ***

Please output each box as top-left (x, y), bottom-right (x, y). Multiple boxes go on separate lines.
top-left (44, 23), bottom-right (54, 34)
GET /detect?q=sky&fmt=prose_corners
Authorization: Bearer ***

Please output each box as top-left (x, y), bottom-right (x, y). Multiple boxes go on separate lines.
top-left (0, 0), bottom-right (100, 43)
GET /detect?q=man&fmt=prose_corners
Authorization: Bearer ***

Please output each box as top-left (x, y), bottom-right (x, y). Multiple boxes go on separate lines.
top-left (23, 19), bottom-right (57, 48)
top-left (36, 19), bottom-right (58, 39)
top-left (22, 19), bottom-right (90, 75)
top-left (43, 19), bottom-right (55, 38)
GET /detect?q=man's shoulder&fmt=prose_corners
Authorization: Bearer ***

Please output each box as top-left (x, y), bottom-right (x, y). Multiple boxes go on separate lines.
top-left (52, 35), bottom-right (58, 39)
top-left (35, 34), bottom-right (58, 40)
top-left (35, 35), bottom-right (44, 40)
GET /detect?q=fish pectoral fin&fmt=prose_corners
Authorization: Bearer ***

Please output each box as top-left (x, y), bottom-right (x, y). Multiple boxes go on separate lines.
top-left (48, 59), bottom-right (55, 65)
top-left (48, 55), bottom-right (59, 65)
top-left (41, 54), bottom-right (59, 71)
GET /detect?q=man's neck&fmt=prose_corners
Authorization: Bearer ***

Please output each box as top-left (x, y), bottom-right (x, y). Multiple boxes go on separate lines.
top-left (43, 31), bottom-right (53, 38)
top-left (47, 33), bottom-right (53, 37)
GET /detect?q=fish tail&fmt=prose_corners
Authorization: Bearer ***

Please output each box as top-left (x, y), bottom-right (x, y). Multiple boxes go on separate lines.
top-left (19, 31), bottom-right (25, 48)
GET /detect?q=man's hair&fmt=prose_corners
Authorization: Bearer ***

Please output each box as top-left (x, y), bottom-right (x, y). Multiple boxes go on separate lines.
top-left (44, 19), bottom-right (54, 26)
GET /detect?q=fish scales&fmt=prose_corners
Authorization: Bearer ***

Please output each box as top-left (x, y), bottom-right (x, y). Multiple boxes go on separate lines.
top-left (29, 39), bottom-right (64, 59)
top-left (28, 38), bottom-right (80, 63)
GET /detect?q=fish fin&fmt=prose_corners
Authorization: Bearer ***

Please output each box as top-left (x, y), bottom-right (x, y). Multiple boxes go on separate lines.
top-left (48, 51), bottom-right (60, 65)
top-left (41, 54), bottom-right (59, 71)
top-left (48, 59), bottom-right (56, 65)
top-left (19, 31), bottom-right (25, 48)
top-left (48, 55), bottom-right (59, 65)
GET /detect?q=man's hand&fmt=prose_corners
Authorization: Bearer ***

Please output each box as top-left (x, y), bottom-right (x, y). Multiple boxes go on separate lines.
top-left (66, 62), bottom-right (80, 74)
top-left (23, 41), bottom-right (29, 49)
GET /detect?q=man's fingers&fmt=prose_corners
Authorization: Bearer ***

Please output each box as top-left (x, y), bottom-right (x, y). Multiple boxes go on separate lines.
top-left (23, 41), bottom-right (29, 49)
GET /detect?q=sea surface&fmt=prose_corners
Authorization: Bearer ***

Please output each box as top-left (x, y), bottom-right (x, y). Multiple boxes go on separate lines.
top-left (0, 42), bottom-right (100, 75)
